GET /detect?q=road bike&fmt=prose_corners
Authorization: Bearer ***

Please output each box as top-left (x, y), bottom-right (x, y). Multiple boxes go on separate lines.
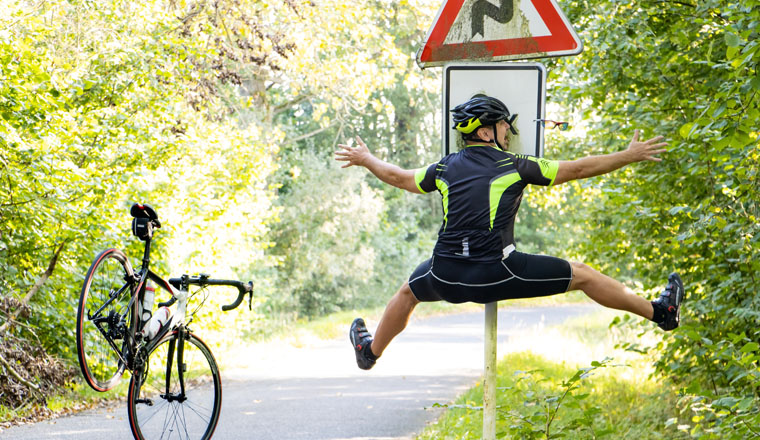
top-left (75, 203), bottom-right (253, 440)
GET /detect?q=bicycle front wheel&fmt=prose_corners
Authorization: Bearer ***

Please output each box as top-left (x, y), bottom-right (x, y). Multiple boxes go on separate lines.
top-left (76, 248), bottom-right (135, 392)
top-left (128, 330), bottom-right (222, 440)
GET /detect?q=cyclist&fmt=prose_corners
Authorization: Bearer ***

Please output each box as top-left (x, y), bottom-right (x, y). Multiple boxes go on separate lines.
top-left (336, 95), bottom-right (685, 370)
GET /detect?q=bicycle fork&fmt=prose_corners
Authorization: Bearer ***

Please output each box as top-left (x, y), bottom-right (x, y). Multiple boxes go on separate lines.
top-left (134, 329), bottom-right (189, 407)
top-left (163, 330), bottom-right (188, 402)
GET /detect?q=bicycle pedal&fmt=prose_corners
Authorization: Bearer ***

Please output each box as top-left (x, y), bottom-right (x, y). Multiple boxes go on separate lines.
top-left (135, 398), bottom-right (154, 406)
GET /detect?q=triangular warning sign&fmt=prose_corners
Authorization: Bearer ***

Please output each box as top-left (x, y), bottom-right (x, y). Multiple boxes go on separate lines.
top-left (416, 0), bottom-right (583, 67)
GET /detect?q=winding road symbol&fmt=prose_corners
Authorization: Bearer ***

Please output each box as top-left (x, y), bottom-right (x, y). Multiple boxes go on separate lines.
top-left (471, 0), bottom-right (513, 38)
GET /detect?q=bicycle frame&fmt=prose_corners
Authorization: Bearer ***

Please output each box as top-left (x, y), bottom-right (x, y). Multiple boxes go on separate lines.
top-left (88, 229), bottom-right (251, 374)
top-left (78, 203), bottom-right (252, 439)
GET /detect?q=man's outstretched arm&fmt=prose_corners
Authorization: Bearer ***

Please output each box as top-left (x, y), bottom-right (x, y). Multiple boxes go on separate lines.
top-left (335, 136), bottom-right (422, 194)
top-left (553, 130), bottom-right (668, 185)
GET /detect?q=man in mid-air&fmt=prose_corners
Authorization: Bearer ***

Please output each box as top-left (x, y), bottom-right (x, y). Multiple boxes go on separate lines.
top-left (335, 95), bottom-right (685, 370)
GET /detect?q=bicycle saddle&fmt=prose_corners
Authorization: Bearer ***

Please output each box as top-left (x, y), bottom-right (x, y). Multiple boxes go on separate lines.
top-left (130, 203), bottom-right (161, 227)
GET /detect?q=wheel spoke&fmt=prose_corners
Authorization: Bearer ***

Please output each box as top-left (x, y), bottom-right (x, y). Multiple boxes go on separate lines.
top-left (76, 250), bottom-right (132, 392)
top-left (129, 333), bottom-right (221, 440)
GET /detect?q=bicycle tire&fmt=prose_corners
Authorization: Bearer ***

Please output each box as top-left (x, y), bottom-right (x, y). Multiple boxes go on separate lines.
top-left (76, 248), bottom-right (136, 392)
top-left (127, 330), bottom-right (222, 440)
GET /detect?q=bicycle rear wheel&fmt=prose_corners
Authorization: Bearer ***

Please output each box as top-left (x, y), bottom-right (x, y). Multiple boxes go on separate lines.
top-left (128, 330), bottom-right (222, 440)
top-left (76, 248), bottom-right (135, 392)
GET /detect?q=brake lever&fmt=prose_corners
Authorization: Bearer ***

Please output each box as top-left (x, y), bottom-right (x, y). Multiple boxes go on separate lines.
top-left (247, 281), bottom-right (253, 311)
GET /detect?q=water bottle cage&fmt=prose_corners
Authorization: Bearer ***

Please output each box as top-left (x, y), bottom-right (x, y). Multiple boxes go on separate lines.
top-left (132, 217), bottom-right (153, 241)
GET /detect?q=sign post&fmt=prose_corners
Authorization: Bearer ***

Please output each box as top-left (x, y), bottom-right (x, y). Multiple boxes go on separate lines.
top-left (417, 0), bottom-right (582, 438)
top-left (484, 302), bottom-right (498, 439)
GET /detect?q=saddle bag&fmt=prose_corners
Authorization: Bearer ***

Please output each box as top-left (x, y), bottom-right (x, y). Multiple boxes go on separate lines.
top-left (131, 217), bottom-right (153, 241)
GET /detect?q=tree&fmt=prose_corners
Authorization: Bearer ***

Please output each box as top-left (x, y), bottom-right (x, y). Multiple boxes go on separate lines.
top-left (551, 0), bottom-right (759, 435)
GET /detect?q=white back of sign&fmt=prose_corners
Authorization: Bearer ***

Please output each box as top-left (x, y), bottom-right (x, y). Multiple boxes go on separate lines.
top-left (443, 63), bottom-right (546, 157)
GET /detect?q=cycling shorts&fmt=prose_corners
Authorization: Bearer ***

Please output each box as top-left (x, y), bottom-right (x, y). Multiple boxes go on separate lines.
top-left (408, 251), bottom-right (573, 304)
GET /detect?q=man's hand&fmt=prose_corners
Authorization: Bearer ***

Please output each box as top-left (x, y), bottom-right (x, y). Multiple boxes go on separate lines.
top-left (335, 136), bottom-right (372, 168)
top-left (554, 129), bottom-right (669, 185)
top-left (626, 129), bottom-right (668, 163)
top-left (334, 136), bottom-right (421, 193)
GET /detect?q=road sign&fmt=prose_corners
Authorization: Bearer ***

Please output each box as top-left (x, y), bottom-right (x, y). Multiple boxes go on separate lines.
top-left (443, 62), bottom-right (546, 157)
top-left (417, 0), bottom-right (582, 67)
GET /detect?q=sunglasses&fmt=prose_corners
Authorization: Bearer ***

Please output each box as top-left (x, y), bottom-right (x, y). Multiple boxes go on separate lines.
top-left (534, 119), bottom-right (570, 131)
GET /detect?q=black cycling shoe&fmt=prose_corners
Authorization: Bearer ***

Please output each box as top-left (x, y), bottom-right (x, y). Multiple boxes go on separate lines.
top-left (653, 272), bottom-right (685, 331)
top-left (350, 318), bottom-right (377, 370)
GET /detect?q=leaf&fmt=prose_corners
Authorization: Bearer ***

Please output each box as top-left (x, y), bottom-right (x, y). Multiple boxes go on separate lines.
top-left (739, 342), bottom-right (759, 353)
top-left (751, 76), bottom-right (760, 92)
top-left (669, 206), bottom-right (689, 215)
top-left (679, 122), bottom-right (695, 139)
top-left (725, 32), bottom-right (740, 47)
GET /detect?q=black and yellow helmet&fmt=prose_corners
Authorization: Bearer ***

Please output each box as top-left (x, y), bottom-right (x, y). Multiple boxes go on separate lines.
top-left (452, 95), bottom-right (518, 136)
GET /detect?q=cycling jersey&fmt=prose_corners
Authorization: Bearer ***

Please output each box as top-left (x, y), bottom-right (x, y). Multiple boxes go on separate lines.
top-left (414, 144), bottom-right (559, 262)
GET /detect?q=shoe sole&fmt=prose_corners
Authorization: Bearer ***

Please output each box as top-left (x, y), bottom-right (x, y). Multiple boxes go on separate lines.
top-left (667, 272), bottom-right (685, 330)
top-left (349, 318), bottom-right (366, 349)
top-left (349, 318), bottom-right (375, 370)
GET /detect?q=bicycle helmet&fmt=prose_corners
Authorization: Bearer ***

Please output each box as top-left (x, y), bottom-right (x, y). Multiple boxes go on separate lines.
top-left (452, 95), bottom-right (518, 148)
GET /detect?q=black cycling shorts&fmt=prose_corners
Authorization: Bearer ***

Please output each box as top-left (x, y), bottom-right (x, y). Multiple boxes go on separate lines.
top-left (408, 251), bottom-right (573, 304)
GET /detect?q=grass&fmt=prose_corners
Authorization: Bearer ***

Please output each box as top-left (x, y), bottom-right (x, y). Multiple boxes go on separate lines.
top-left (0, 378), bottom-right (129, 427)
top-left (416, 309), bottom-right (689, 440)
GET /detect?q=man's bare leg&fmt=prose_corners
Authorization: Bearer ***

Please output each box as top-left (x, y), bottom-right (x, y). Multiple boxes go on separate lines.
top-left (370, 281), bottom-right (420, 357)
top-left (569, 262), bottom-right (654, 320)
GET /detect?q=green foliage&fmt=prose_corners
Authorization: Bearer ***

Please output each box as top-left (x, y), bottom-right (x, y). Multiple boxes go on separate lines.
top-left (549, 1), bottom-right (759, 436)
top-left (0, 0), bottom-right (280, 359)
top-left (266, 151), bottom-right (436, 318)
top-left (257, 0), bottom-right (442, 319)
top-left (0, 0), bottom-right (443, 374)
top-left (4, 0), bottom-right (756, 435)
top-left (267, 153), bottom-right (387, 317)
top-left (418, 352), bottom-right (687, 440)
top-left (500, 358), bottom-right (615, 439)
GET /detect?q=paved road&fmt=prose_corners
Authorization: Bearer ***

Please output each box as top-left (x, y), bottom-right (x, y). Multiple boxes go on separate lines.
top-left (2, 304), bottom-right (599, 440)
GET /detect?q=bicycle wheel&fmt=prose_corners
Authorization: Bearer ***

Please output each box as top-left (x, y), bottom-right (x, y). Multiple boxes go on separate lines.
top-left (76, 248), bottom-right (135, 392)
top-left (128, 330), bottom-right (222, 440)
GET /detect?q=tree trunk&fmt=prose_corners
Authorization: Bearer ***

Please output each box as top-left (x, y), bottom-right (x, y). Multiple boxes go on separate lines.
top-left (0, 240), bottom-right (66, 335)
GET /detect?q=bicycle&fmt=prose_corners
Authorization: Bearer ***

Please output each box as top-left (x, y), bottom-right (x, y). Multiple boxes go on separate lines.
top-left (75, 203), bottom-right (253, 440)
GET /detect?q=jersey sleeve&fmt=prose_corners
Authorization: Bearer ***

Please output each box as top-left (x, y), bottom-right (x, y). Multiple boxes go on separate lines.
top-left (414, 162), bottom-right (438, 194)
top-left (514, 154), bottom-right (559, 186)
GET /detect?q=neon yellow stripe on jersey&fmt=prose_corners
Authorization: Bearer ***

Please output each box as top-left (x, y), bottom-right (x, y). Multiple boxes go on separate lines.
top-left (436, 178), bottom-right (450, 231)
top-left (489, 172), bottom-right (521, 230)
top-left (525, 156), bottom-right (560, 185)
top-left (414, 167), bottom-right (429, 193)
top-left (543, 159), bottom-right (559, 185)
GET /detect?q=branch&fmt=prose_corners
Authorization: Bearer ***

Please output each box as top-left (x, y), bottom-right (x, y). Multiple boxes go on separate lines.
top-left (651, 0), bottom-right (697, 7)
top-left (0, 241), bottom-right (67, 334)
top-left (271, 94), bottom-right (314, 118)
top-left (0, 199), bottom-right (36, 208)
top-left (331, 120), bottom-right (347, 151)
top-left (0, 351), bottom-right (40, 391)
top-left (285, 121), bottom-right (340, 144)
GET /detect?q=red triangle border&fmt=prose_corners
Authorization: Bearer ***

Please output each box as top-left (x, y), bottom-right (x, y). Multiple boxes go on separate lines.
top-left (419, 0), bottom-right (580, 64)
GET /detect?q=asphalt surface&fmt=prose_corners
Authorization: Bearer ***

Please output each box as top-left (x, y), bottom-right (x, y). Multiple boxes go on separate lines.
top-left (2, 304), bottom-right (599, 440)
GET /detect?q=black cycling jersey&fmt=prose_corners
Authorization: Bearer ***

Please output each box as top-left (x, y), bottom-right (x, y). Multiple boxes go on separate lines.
top-left (415, 144), bottom-right (559, 262)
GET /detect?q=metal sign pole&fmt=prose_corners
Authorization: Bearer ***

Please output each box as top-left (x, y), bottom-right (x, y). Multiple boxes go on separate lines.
top-left (484, 301), bottom-right (497, 440)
